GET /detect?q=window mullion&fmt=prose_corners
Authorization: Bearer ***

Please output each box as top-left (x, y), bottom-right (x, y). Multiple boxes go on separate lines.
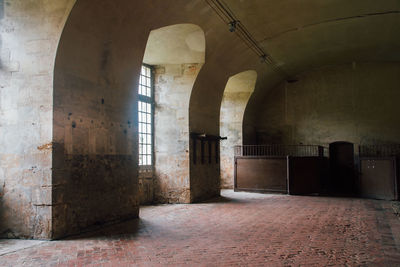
top-left (138, 64), bottom-right (154, 169)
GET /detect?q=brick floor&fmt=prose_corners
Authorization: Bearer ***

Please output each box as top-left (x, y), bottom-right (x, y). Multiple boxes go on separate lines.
top-left (1, 190), bottom-right (400, 266)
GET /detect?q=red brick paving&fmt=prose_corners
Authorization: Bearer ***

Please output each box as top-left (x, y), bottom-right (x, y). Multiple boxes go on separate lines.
top-left (1, 190), bottom-right (400, 266)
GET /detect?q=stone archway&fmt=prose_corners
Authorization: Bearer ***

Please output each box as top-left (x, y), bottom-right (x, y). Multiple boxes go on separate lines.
top-left (220, 70), bottom-right (257, 189)
top-left (140, 24), bottom-right (206, 204)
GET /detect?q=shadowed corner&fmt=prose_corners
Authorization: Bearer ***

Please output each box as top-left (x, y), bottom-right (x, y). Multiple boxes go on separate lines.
top-left (64, 218), bottom-right (142, 240)
top-left (200, 194), bottom-right (250, 204)
top-left (0, 176), bottom-right (12, 239)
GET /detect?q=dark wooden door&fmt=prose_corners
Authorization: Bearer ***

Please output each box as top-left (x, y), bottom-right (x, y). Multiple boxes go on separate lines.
top-left (329, 141), bottom-right (356, 194)
top-left (360, 157), bottom-right (397, 200)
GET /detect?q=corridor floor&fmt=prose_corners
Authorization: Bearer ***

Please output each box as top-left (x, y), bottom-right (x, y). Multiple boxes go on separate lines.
top-left (1, 190), bottom-right (400, 266)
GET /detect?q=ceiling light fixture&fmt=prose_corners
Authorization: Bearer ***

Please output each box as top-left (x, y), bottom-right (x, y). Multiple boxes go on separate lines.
top-left (206, 0), bottom-right (289, 79)
top-left (228, 20), bottom-right (239, 32)
top-left (260, 54), bottom-right (267, 63)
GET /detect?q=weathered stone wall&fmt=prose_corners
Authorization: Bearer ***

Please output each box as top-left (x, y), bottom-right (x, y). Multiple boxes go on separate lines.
top-left (153, 64), bottom-right (202, 203)
top-left (220, 92), bottom-right (253, 188)
top-left (252, 62), bottom-right (400, 146)
top-left (52, 1), bottom-right (142, 238)
top-left (0, 0), bottom-right (272, 239)
top-left (138, 64), bottom-right (203, 205)
top-left (0, 0), bottom-right (74, 239)
top-left (220, 71), bottom-right (256, 189)
top-left (188, 31), bottom-right (265, 203)
top-left (51, 81), bottom-right (139, 239)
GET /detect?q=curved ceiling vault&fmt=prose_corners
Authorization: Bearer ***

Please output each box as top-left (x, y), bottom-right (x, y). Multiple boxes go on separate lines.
top-left (224, 0), bottom-right (400, 77)
top-left (223, 70), bottom-right (257, 94)
top-left (55, 0), bottom-right (400, 134)
top-left (227, 0), bottom-right (400, 135)
top-left (143, 24), bottom-right (205, 65)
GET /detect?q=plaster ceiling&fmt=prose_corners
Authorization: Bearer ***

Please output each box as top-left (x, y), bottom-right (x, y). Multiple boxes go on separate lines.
top-left (224, 0), bottom-right (400, 75)
top-left (224, 70), bottom-right (257, 93)
top-left (143, 24), bottom-right (205, 65)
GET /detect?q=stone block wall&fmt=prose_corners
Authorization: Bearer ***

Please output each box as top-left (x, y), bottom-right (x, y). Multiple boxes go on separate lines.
top-left (220, 92), bottom-right (253, 188)
top-left (52, 50), bottom-right (139, 238)
top-left (220, 71), bottom-right (256, 189)
top-left (0, 0), bottom-right (74, 239)
top-left (252, 62), bottom-right (400, 147)
top-left (0, 0), bottom-right (265, 239)
top-left (153, 64), bottom-right (202, 203)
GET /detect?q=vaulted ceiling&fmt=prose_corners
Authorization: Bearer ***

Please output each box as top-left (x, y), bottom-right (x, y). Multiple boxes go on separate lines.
top-left (54, 0), bottom-right (400, 134)
top-left (224, 0), bottom-right (400, 76)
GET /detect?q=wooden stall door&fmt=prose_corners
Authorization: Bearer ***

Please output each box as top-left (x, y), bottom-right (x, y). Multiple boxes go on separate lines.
top-left (288, 157), bottom-right (327, 195)
top-left (329, 141), bottom-right (356, 194)
top-left (234, 157), bottom-right (287, 193)
top-left (360, 158), bottom-right (397, 200)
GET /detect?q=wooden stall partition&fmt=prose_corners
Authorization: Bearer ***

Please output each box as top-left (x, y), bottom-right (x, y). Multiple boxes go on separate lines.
top-left (359, 157), bottom-right (398, 200)
top-left (287, 157), bottom-right (328, 195)
top-left (234, 156), bottom-right (288, 193)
